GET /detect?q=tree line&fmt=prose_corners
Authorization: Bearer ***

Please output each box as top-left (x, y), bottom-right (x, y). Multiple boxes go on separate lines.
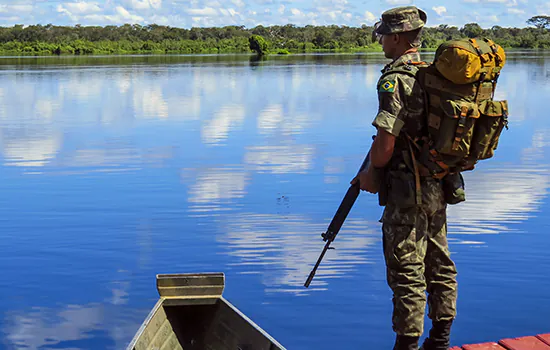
top-left (0, 16), bottom-right (549, 55)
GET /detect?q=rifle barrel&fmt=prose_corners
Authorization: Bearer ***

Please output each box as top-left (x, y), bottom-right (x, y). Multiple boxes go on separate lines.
top-left (303, 152), bottom-right (371, 288)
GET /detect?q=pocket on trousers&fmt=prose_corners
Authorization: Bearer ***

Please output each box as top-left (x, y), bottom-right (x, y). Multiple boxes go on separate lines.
top-left (381, 205), bottom-right (418, 266)
top-left (387, 170), bottom-right (416, 208)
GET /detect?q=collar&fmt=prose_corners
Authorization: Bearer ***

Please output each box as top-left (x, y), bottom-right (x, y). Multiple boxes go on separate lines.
top-left (382, 50), bottom-right (421, 73)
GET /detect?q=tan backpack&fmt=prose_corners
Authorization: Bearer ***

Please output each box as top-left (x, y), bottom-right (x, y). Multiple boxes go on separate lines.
top-left (385, 37), bottom-right (509, 178)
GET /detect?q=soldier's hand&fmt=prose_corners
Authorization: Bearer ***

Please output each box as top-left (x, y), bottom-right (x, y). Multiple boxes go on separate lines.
top-left (350, 169), bottom-right (379, 194)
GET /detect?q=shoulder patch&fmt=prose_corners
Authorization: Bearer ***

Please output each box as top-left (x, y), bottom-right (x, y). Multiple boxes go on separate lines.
top-left (379, 79), bottom-right (396, 93)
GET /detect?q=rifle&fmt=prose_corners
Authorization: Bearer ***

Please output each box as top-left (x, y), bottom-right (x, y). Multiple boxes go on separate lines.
top-left (304, 151), bottom-right (371, 288)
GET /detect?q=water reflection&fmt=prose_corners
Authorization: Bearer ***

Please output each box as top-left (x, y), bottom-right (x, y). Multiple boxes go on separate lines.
top-left (244, 145), bottom-right (315, 174)
top-left (218, 214), bottom-right (379, 293)
top-left (257, 104), bottom-right (318, 137)
top-left (201, 104), bottom-right (245, 145)
top-left (3, 277), bottom-right (139, 350)
top-left (0, 53), bottom-right (549, 349)
top-left (185, 167), bottom-right (249, 212)
top-left (258, 104), bottom-right (284, 134)
top-left (133, 85), bottom-right (168, 119)
top-left (6, 304), bottom-right (104, 350)
top-left (449, 127), bottom-right (550, 236)
top-left (0, 128), bottom-right (62, 167)
top-left (449, 167), bottom-right (550, 235)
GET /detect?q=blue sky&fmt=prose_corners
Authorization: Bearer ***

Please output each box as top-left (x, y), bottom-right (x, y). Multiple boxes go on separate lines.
top-left (0, 0), bottom-right (546, 29)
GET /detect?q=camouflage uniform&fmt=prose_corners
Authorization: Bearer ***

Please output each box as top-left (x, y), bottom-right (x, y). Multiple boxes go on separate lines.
top-left (372, 6), bottom-right (458, 338)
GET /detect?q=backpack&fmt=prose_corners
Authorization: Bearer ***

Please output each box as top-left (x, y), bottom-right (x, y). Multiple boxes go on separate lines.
top-left (384, 37), bottom-right (509, 178)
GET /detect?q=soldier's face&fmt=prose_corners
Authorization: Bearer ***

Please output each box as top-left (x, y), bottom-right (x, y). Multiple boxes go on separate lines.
top-left (380, 34), bottom-right (398, 59)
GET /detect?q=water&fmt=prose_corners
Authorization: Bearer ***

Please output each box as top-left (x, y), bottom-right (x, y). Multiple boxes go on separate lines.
top-left (0, 52), bottom-right (549, 349)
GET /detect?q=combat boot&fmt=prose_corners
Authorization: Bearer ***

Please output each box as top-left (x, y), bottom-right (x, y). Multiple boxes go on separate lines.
top-left (420, 320), bottom-right (453, 350)
top-left (393, 335), bottom-right (420, 350)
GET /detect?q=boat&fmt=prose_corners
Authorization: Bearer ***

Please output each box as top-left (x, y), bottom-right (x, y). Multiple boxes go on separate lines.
top-left (126, 272), bottom-right (285, 350)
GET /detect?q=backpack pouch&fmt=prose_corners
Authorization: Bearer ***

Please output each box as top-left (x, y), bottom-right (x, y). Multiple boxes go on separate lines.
top-left (470, 100), bottom-right (509, 160)
top-left (434, 100), bottom-right (479, 157)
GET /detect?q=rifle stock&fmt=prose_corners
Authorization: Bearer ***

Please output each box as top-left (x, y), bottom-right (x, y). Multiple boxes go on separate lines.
top-left (304, 152), bottom-right (371, 288)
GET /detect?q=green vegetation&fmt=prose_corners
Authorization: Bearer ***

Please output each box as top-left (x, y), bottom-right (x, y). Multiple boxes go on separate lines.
top-left (249, 34), bottom-right (269, 56)
top-left (1, 17), bottom-right (549, 56)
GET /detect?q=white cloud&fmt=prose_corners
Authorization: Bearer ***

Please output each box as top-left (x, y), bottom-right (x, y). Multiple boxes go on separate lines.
top-left (186, 7), bottom-right (218, 16)
top-left (385, 0), bottom-right (412, 5)
top-left (231, 0), bottom-right (245, 7)
top-left (364, 11), bottom-right (377, 23)
top-left (0, 16), bottom-right (20, 22)
top-left (507, 8), bottom-right (525, 14)
top-left (0, 4), bottom-right (34, 13)
top-left (290, 8), bottom-right (302, 16)
top-left (114, 6), bottom-right (145, 22)
top-left (537, 2), bottom-right (550, 15)
top-left (59, 2), bottom-right (101, 15)
top-left (126, 0), bottom-right (150, 10)
top-left (464, 0), bottom-right (515, 3)
top-left (205, 0), bottom-right (222, 7)
top-left (149, 0), bottom-right (162, 9)
top-left (57, 5), bottom-right (79, 21)
top-left (278, 4), bottom-right (285, 14)
top-left (433, 6), bottom-right (447, 16)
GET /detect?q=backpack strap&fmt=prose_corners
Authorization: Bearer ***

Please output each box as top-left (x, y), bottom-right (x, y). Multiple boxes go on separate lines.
top-left (379, 61), bottom-right (424, 81)
top-left (469, 38), bottom-right (488, 64)
top-left (405, 134), bottom-right (422, 205)
top-left (484, 38), bottom-right (504, 66)
top-left (451, 105), bottom-right (470, 152)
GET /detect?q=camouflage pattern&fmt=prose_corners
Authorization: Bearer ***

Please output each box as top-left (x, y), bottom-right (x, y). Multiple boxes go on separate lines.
top-left (373, 52), bottom-right (426, 146)
top-left (381, 177), bottom-right (458, 336)
top-left (371, 50), bottom-right (459, 337)
top-left (374, 6), bottom-right (427, 35)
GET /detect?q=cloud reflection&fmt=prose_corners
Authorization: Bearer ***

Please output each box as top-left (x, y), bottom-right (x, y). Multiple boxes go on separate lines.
top-left (186, 167), bottom-right (248, 212)
top-left (244, 145), bottom-right (315, 174)
top-left (133, 85), bottom-right (168, 119)
top-left (258, 104), bottom-right (284, 134)
top-left (449, 168), bottom-right (550, 235)
top-left (5, 304), bottom-right (103, 350)
top-left (3, 276), bottom-right (139, 350)
top-left (0, 130), bottom-right (62, 167)
top-left (219, 214), bottom-right (379, 294)
top-left (0, 87), bottom-right (5, 118)
top-left (201, 104), bottom-right (245, 145)
top-left (449, 127), bottom-right (550, 236)
top-left (256, 104), bottom-right (317, 137)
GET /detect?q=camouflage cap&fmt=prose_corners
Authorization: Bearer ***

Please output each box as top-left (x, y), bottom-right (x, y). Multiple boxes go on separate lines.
top-left (374, 6), bottom-right (427, 35)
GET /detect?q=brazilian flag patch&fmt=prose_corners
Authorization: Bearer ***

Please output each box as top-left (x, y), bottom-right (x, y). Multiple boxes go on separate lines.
top-left (379, 79), bottom-right (396, 93)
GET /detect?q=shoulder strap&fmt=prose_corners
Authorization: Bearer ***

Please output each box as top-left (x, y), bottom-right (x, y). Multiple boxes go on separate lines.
top-left (380, 64), bottom-right (418, 81)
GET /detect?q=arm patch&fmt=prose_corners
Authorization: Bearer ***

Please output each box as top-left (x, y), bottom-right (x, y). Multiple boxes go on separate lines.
top-left (379, 79), bottom-right (396, 93)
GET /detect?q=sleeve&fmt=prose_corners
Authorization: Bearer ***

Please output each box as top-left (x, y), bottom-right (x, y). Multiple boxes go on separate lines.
top-left (372, 74), bottom-right (405, 137)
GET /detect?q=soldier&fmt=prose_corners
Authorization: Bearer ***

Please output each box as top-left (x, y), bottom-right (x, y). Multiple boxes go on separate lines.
top-left (351, 6), bottom-right (458, 350)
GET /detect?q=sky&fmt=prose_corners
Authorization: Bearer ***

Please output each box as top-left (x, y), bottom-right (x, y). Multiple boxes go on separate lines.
top-left (0, 0), bottom-right (546, 29)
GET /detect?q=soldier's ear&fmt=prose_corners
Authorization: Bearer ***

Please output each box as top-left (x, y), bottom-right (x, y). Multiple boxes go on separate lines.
top-left (391, 33), bottom-right (400, 44)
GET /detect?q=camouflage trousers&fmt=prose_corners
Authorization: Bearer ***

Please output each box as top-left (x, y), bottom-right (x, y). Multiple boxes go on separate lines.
top-left (380, 177), bottom-right (458, 337)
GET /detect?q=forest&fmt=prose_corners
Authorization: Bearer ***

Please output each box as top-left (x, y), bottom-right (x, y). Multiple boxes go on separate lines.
top-left (0, 15), bottom-right (549, 55)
